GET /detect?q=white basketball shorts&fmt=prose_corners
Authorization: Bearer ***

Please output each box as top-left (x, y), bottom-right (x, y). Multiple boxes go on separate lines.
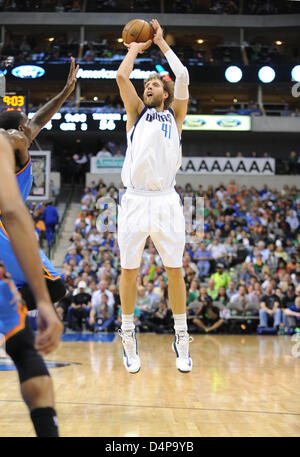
top-left (117, 188), bottom-right (186, 269)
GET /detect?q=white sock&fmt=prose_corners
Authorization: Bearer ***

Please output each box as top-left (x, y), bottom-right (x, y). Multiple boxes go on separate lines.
top-left (173, 313), bottom-right (188, 334)
top-left (121, 313), bottom-right (135, 332)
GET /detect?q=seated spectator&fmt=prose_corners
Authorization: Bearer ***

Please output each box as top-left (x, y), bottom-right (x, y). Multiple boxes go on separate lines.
top-left (67, 280), bottom-right (91, 331)
top-left (210, 263), bottom-right (231, 293)
top-left (187, 278), bottom-right (200, 305)
top-left (207, 279), bottom-right (219, 301)
top-left (226, 280), bottom-right (237, 300)
top-left (216, 285), bottom-right (229, 306)
top-left (283, 296), bottom-right (300, 332)
top-left (87, 293), bottom-right (115, 332)
top-left (208, 239), bottom-right (227, 265)
top-left (259, 284), bottom-right (282, 329)
top-left (145, 280), bottom-right (160, 309)
top-left (281, 283), bottom-right (296, 309)
top-left (236, 103), bottom-right (250, 115)
top-left (247, 281), bottom-right (263, 306)
top-left (145, 299), bottom-right (173, 333)
top-left (228, 284), bottom-right (257, 314)
top-left (96, 146), bottom-right (112, 158)
top-left (193, 242), bottom-right (212, 278)
top-left (192, 295), bottom-right (224, 333)
top-left (91, 280), bottom-right (115, 316)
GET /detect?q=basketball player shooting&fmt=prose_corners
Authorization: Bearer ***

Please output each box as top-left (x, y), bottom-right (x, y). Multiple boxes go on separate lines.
top-left (116, 19), bottom-right (192, 373)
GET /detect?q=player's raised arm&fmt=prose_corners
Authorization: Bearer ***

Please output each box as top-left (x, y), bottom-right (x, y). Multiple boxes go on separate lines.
top-left (150, 19), bottom-right (189, 132)
top-left (116, 41), bottom-right (151, 130)
top-left (29, 56), bottom-right (79, 141)
top-left (0, 131), bottom-right (63, 353)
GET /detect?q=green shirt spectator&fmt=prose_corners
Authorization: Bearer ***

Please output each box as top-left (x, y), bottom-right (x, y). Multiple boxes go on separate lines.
top-left (210, 263), bottom-right (231, 292)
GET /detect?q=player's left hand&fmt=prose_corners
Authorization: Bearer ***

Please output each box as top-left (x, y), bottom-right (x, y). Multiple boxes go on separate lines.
top-left (150, 19), bottom-right (164, 45)
top-left (63, 56), bottom-right (79, 97)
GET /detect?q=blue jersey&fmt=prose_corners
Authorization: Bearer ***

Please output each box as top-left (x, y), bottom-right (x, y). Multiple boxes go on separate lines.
top-left (0, 157), bottom-right (61, 288)
top-left (0, 262), bottom-right (27, 341)
top-left (16, 160), bottom-right (33, 202)
top-left (0, 221), bottom-right (61, 288)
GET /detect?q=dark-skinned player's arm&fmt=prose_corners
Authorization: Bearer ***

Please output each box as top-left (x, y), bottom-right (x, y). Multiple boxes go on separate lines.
top-left (150, 19), bottom-right (189, 133)
top-left (0, 131), bottom-right (63, 354)
top-left (116, 40), bottom-right (152, 132)
top-left (29, 56), bottom-right (79, 141)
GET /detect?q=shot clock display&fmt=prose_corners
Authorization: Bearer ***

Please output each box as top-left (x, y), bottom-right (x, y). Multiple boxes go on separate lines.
top-left (0, 92), bottom-right (27, 114)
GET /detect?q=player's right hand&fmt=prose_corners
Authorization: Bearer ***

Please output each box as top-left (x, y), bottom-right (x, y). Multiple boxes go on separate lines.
top-left (123, 40), bottom-right (152, 54)
top-left (35, 301), bottom-right (64, 354)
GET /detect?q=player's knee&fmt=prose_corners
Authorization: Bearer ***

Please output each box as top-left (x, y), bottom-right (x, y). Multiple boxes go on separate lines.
top-left (121, 268), bottom-right (139, 281)
top-left (5, 319), bottom-right (50, 384)
top-left (165, 266), bottom-right (183, 281)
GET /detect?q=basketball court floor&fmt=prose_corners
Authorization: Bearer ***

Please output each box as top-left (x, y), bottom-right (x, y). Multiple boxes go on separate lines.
top-left (0, 333), bottom-right (299, 437)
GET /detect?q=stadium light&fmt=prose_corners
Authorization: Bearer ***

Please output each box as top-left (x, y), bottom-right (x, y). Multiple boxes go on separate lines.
top-left (258, 66), bottom-right (276, 83)
top-left (291, 65), bottom-right (300, 82)
top-left (225, 66), bottom-right (243, 83)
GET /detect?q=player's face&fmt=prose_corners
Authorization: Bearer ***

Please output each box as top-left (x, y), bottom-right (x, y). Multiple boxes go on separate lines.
top-left (143, 79), bottom-right (167, 108)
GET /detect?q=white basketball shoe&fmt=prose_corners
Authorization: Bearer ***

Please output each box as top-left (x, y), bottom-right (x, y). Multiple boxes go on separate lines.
top-left (172, 331), bottom-right (193, 373)
top-left (118, 329), bottom-right (141, 374)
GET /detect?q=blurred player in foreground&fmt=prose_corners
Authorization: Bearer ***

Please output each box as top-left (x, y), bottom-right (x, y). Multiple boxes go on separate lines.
top-left (0, 131), bottom-right (63, 437)
top-left (0, 57), bottom-right (79, 311)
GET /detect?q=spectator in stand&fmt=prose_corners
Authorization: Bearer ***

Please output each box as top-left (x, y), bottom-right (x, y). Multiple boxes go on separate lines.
top-left (96, 146), bottom-right (112, 158)
top-left (207, 278), bottom-right (219, 301)
top-left (259, 283), bottom-right (282, 329)
top-left (216, 285), bottom-right (229, 306)
top-left (91, 280), bottom-right (115, 316)
top-left (227, 179), bottom-right (238, 196)
top-left (283, 296), bottom-right (300, 332)
top-left (87, 293), bottom-right (115, 332)
top-left (226, 280), bottom-right (237, 300)
top-left (145, 280), bottom-right (160, 309)
top-left (208, 239), bottom-right (227, 266)
top-left (249, 103), bottom-right (262, 116)
top-left (281, 283), bottom-right (296, 310)
top-left (228, 284), bottom-right (256, 314)
top-left (43, 200), bottom-right (59, 247)
top-left (192, 295), bottom-right (224, 333)
top-left (146, 299), bottom-right (173, 334)
top-left (67, 280), bottom-right (91, 331)
top-left (193, 241), bottom-right (212, 278)
top-left (210, 263), bottom-right (231, 293)
top-left (287, 151), bottom-right (298, 174)
top-left (286, 209), bottom-right (299, 235)
top-left (187, 278), bottom-right (200, 305)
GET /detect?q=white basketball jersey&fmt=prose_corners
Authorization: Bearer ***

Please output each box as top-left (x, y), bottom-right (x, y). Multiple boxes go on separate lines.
top-left (121, 107), bottom-right (182, 191)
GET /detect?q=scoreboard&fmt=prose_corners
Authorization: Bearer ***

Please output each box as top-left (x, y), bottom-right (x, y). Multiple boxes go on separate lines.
top-left (0, 92), bottom-right (27, 114)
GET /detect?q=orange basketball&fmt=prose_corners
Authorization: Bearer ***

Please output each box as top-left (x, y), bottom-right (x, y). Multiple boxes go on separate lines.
top-left (122, 19), bottom-right (154, 44)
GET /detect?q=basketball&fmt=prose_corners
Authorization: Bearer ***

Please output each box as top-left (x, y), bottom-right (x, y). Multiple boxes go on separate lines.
top-left (122, 19), bottom-right (154, 44)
